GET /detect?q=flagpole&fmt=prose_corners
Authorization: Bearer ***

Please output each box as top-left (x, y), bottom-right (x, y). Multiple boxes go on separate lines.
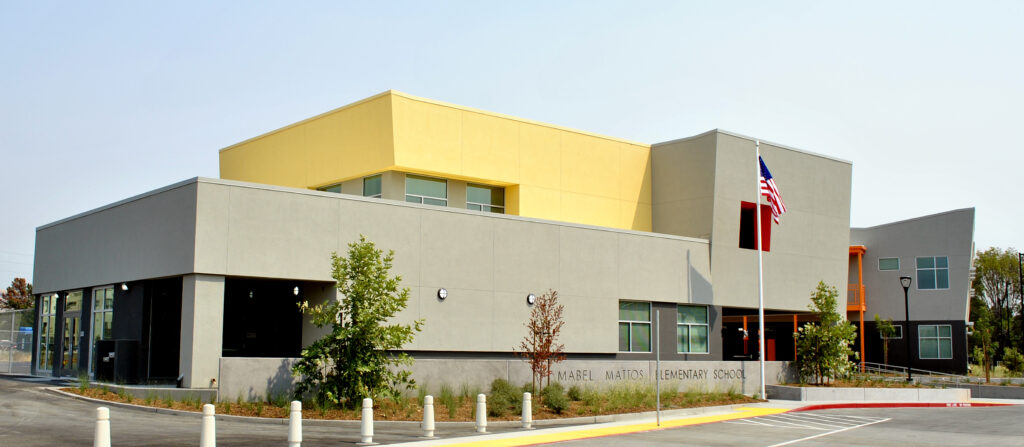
top-left (755, 141), bottom-right (766, 400)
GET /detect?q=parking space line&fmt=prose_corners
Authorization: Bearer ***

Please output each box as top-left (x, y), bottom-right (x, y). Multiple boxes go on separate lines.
top-left (755, 415), bottom-right (825, 430)
top-left (763, 417), bottom-right (891, 447)
top-left (780, 413), bottom-right (865, 426)
top-left (765, 415), bottom-right (847, 429)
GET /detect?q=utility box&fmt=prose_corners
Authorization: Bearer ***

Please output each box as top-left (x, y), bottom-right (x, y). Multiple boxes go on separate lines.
top-left (94, 339), bottom-right (138, 384)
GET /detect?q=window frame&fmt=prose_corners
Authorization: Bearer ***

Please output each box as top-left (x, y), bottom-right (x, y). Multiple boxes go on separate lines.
top-left (915, 256), bottom-right (950, 290)
top-left (404, 174), bottom-right (448, 206)
top-left (618, 301), bottom-right (652, 353)
top-left (878, 257), bottom-right (900, 271)
top-left (918, 324), bottom-right (952, 359)
top-left (317, 184), bottom-right (342, 193)
top-left (89, 286), bottom-right (115, 375)
top-left (362, 174), bottom-right (382, 198)
top-left (466, 183), bottom-right (505, 214)
top-left (36, 293), bottom-right (59, 374)
top-left (676, 304), bottom-right (709, 354)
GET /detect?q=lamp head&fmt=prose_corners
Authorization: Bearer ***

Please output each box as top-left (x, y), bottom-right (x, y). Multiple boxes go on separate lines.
top-left (900, 276), bottom-right (912, 290)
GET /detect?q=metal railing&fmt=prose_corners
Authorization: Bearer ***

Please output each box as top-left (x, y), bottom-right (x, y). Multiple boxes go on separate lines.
top-left (847, 283), bottom-right (865, 307)
top-left (857, 361), bottom-right (976, 387)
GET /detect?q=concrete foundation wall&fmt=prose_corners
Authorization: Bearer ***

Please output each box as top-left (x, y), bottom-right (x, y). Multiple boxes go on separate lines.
top-left (218, 357), bottom-right (793, 401)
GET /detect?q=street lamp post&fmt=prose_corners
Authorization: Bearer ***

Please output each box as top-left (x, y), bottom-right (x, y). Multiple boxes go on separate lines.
top-left (900, 276), bottom-right (913, 382)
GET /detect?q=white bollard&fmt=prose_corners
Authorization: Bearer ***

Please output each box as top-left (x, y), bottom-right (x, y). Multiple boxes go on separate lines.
top-left (475, 394), bottom-right (487, 433)
top-left (200, 403), bottom-right (216, 447)
top-left (521, 392), bottom-right (532, 429)
top-left (288, 401), bottom-right (302, 447)
top-left (94, 407), bottom-right (111, 447)
top-left (422, 395), bottom-right (435, 438)
top-left (360, 398), bottom-right (374, 444)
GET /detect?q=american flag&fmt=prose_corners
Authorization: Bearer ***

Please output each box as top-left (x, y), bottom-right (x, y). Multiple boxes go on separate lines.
top-left (759, 156), bottom-right (786, 224)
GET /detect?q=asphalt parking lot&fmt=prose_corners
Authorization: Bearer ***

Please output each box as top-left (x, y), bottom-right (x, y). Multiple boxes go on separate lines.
top-left (552, 405), bottom-right (1024, 446)
top-left (3, 375), bottom-right (1023, 447)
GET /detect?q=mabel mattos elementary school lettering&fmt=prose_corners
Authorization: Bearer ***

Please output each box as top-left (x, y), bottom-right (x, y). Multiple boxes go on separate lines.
top-left (29, 90), bottom-right (974, 400)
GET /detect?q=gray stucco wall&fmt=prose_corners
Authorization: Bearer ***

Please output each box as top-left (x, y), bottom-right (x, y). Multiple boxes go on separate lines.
top-left (217, 357), bottom-right (793, 401)
top-left (192, 178), bottom-right (712, 355)
top-left (652, 131), bottom-right (852, 312)
top-left (850, 208), bottom-right (975, 321)
top-left (33, 180), bottom-right (199, 294)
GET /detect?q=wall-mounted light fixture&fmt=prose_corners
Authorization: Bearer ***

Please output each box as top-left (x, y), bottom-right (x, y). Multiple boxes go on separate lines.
top-left (437, 288), bottom-right (448, 301)
top-left (248, 290), bottom-right (254, 299)
top-left (293, 286), bottom-right (300, 296)
top-left (526, 293), bottom-right (537, 305)
top-left (121, 283), bottom-right (129, 291)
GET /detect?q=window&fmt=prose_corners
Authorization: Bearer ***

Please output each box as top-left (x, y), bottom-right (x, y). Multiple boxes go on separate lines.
top-left (37, 294), bottom-right (58, 372)
top-left (919, 324), bottom-right (952, 359)
top-left (405, 174), bottom-right (447, 206)
top-left (677, 305), bottom-right (709, 353)
top-left (738, 202), bottom-right (772, 251)
top-left (65, 290), bottom-right (83, 312)
top-left (879, 324), bottom-right (903, 339)
top-left (466, 184), bottom-right (504, 214)
top-left (916, 256), bottom-right (949, 289)
top-left (90, 286), bottom-right (114, 374)
top-left (362, 175), bottom-right (382, 198)
top-left (618, 301), bottom-right (651, 352)
top-left (317, 184), bottom-right (342, 193)
top-left (878, 257), bottom-right (900, 271)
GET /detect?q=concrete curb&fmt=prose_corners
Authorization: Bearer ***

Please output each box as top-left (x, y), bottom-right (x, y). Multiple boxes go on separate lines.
top-left (792, 402), bottom-right (1016, 412)
top-left (45, 387), bottom-right (757, 428)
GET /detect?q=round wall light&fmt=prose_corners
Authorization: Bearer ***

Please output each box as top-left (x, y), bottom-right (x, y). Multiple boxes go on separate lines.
top-left (437, 288), bottom-right (448, 300)
top-left (293, 286), bottom-right (300, 296)
top-left (121, 283), bottom-right (129, 291)
top-left (526, 293), bottom-right (537, 305)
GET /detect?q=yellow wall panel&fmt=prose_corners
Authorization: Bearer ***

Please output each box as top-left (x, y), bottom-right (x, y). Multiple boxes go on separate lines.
top-left (560, 136), bottom-right (620, 199)
top-left (221, 90), bottom-right (653, 232)
top-left (618, 146), bottom-right (652, 205)
top-left (560, 192), bottom-right (621, 229)
top-left (219, 93), bottom-right (395, 189)
top-left (461, 112), bottom-right (521, 182)
top-left (516, 185), bottom-right (562, 222)
top-left (518, 125), bottom-right (562, 190)
top-left (391, 95), bottom-right (463, 175)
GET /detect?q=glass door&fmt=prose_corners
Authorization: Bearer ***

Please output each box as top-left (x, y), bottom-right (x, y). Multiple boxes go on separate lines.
top-left (36, 294), bottom-right (58, 374)
top-left (61, 316), bottom-right (80, 375)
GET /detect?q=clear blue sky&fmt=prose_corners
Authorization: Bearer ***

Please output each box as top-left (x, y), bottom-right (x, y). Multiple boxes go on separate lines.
top-left (2, 1), bottom-right (1022, 283)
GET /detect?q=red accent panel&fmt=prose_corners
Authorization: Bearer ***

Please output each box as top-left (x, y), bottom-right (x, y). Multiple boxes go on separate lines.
top-left (740, 201), bottom-right (772, 252)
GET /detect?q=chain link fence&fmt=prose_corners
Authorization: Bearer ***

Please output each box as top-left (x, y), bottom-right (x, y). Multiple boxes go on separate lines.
top-left (0, 309), bottom-right (33, 374)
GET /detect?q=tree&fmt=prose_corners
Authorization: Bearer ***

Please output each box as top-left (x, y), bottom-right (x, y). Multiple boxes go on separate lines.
top-left (873, 314), bottom-right (896, 368)
top-left (793, 282), bottom-right (857, 385)
top-left (516, 290), bottom-right (565, 393)
top-left (291, 236), bottom-right (423, 407)
top-left (969, 296), bottom-right (998, 383)
top-left (972, 247), bottom-right (1021, 352)
top-left (1, 277), bottom-right (33, 310)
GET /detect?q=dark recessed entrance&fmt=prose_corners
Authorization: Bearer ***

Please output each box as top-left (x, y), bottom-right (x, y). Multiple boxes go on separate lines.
top-left (222, 278), bottom-right (304, 358)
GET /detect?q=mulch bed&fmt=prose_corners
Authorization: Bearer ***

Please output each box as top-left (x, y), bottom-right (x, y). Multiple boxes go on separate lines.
top-left (63, 387), bottom-right (761, 422)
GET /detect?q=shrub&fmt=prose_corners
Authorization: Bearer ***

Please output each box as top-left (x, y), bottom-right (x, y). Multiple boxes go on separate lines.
top-left (541, 382), bottom-right (570, 414)
top-left (567, 384), bottom-right (584, 401)
top-left (439, 384), bottom-right (457, 418)
top-left (1003, 348), bottom-right (1024, 376)
top-left (488, 378), bottom-right (522, 417)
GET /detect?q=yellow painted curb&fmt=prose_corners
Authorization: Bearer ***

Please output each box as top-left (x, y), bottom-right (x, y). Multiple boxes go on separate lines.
top-left (441, 407), bottom-right (789, 447)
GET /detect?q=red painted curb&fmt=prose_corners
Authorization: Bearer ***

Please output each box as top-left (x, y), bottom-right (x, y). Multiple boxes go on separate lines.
top-left (792, 402), bottom-right (1014, 412)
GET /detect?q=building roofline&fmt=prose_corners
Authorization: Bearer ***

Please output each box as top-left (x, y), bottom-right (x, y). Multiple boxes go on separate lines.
top-left (652, 129), bottom-right (853, 165)
top-left (851, 207), bottom-right (976, 231)
top-left (37, 177), bottom-right (710, 246)
top-left (219, 90), bottom-right (651, 154)
top-left (36, 177), bottom-right (202, 231)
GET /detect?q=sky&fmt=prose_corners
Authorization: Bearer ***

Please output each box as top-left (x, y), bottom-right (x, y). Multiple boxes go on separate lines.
top-left (2, 1), bottom-right (1022, 284)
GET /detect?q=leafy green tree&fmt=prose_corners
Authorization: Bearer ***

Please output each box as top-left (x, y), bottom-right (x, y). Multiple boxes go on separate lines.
top-left (873, 314), bottom-right (896, 367)
top-left (794, 282), bottom-right (857, 385)
top-left (292, 236), bottom-right (423, 407)
top-left (972, 247), bottom-right (1021, 351)
top-left (968, 296), bottom-right (998, 382)
top-left (1002, 347), bottom-right (1024, 376)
